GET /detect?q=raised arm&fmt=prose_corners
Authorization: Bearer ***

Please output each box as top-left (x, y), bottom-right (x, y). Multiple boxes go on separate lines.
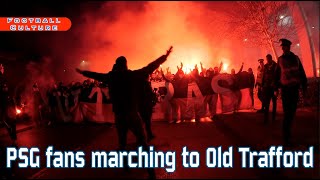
top-left (166, 67), bottom-right (170, 74)
top-left (161, 69), bottom-right (171, 82)
top-left (237, 62), bottom-right (244, 74)
top-left (218, 62), bottom-right (223, 73)
top-left (200, 62), bottom-right (204, 72)
top-left (137, 46), bottom-right (173, 75)
top-left (76, 68), bottom-right (109, 83)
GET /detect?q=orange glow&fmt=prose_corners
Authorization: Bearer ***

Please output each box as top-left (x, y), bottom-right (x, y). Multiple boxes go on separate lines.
top-left (15, 1), bottom-right (313, 84)
top-left (223, 63), bottom-right (229, 71)
top-left (16, 109), bottom-right (21, 115)
top-left (220, 57), bottom-right (231, 73)
top-left (182, 64), bottom-right (194, 74)
top-left (67, 1), bottom-right (316, 78)
top-left (78, 2), bottom-right (225, 73)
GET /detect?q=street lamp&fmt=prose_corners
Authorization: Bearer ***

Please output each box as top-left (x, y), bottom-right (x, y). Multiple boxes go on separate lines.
top-left (80, 60), bottom-right (89, 69)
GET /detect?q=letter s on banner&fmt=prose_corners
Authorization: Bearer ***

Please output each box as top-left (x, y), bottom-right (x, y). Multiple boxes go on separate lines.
top-left (211, 74), bottom-right (233, 94)
top-left (165, 82), bottom-right (174, 100)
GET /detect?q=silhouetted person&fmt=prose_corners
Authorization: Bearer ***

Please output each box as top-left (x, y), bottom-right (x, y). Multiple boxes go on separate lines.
top-left (46, 83), bottom-right (59, 126)
top-left (162, 67), bottom-right (188, 123)
top-left (0, 65), bottom-right (17, 179)
top-left (248, 68), bottom-right (255, 109)
top-left (255, 59), bottom-right (265, 112)
top-left (262, 54), bottom-right (277, 124)
top-left (113, 62), bottom-right (156, 142)
top-left (32, 83), bottom-right (45, 126)
top-left (214, 62), bottom-right (223, 75)
top-left (199, 62), bottom-right (206, 77)
top-left (79, 80), bottom-right (91, 102)
top-left (231, 63), bottom-right (244, 112)
top-left (139, 79), bottom-right (156, 142)
top-left (191, 64), bottom-right (200, 77)
top-left (275, 39), bottom-right (307, 146)
top-left (204, 62), bottom-right (224, 119)
top-left (76, 46), bottom-right (173, 179)
top-left (231, 62), bottom-right (243, 76)
top-left (0, 65), bottom-right (16, 144)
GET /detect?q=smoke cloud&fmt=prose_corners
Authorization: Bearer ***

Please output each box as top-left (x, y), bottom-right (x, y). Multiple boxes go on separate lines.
top-left (51, 1), bottom-right (264, 82)
top-left (47, 1), bottom-right (320, 79)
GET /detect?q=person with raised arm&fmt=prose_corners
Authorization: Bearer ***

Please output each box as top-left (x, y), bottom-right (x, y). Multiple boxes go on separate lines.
top-left (76, 46), bottom-right (173, 179)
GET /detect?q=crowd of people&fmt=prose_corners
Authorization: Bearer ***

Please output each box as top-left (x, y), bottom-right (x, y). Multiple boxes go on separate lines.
top-left (149, 61), bottom-right (252, 121)
top-left (21, 60), bottom-right (253, 126)
top-left (2, 56), bottom-right (255, 127)
top-left (149, 61), bottom-right (246, 82)
top-left (0, 39), bottom-right (310, 178)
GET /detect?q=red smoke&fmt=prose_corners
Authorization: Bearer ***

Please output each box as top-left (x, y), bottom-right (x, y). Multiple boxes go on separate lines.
top-left (64, 2), bottom-right (260, 77)
top-left (47, 1), bottom-right (317, 81)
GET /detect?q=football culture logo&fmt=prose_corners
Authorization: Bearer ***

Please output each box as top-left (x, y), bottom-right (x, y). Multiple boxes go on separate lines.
top-left (0, 17), bottom-right (72, 31)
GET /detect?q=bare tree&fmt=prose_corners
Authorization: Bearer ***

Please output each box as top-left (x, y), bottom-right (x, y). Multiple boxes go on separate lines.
top-left (222, 1), bottom-right (303, 59)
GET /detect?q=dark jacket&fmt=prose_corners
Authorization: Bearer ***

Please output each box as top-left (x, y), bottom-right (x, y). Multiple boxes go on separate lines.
top-left (81, 55), bottom-right (168, 114)
top-left (138, 80), bottom-right (155, 108)
top-left (262, 60), bottom-right (277, 89)
top-left (33, 91), bottom-right (44, 108)
top-left (0, 73), bottom-right (9, 107)
top-left (249, 73), bottom-right (255, 89)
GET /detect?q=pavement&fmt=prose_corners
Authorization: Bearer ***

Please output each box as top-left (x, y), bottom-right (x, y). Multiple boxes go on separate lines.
top-left (0, 103), bottom-right (319, 179)
top-left (0, 93), bottom-right (267, 138)
top-left (0, 119), bottom-right (34, 138)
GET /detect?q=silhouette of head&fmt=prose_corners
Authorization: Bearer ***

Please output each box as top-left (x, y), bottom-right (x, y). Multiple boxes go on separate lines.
top-left (266, 54), bottom-right (272, 63)
top-left (231, 68), bottom-right (235, 75)
top-left (258, 59), bottom-right (264, 65)
top-left (248, 68), bottom-right (253, 73)
top-left (115, 56), bottom-right (128, 71)
top-left (280, 38), bottom-right (291, 53)
top-left (214, 67), bottom-right (219, 74)
top-left (177, 70), bottom-right (184, 79)
top-left (206, 70), bottom-right (211, 77)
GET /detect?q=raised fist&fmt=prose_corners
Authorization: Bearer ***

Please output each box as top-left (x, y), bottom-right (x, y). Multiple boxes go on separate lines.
top-left (166, 46), bottom-right (173, 56)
